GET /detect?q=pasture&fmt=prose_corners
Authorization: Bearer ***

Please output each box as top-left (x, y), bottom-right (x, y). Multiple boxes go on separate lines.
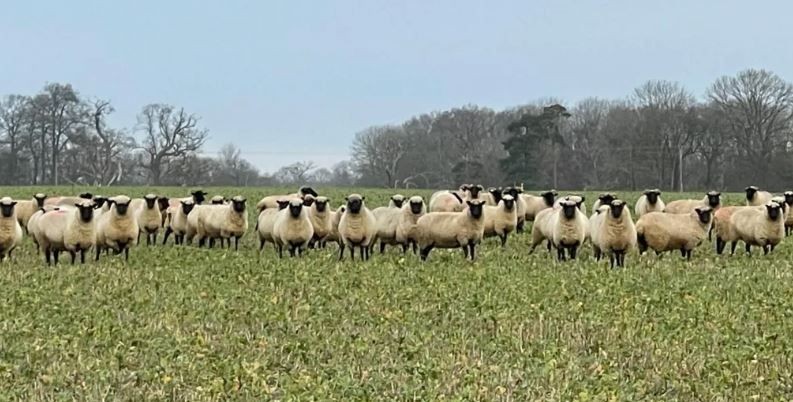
top-left (1, 186), bottom-right (792, 400)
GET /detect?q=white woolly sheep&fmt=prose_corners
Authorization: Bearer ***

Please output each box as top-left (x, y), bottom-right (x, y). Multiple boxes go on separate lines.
top-left (745, 186), bottom-right (773, 207)
top-left (15, 193), bottom-right (47, 231)
top-left (256, 186), bottom-right (318, 212)
top-left (636, 207), bottom-right (713, 260)
top-left (416, 200), bottom-right (486, 261)
top-left (549, 199), bottom-right (588, 261)
top-left (480, 187), bottom-right (502, 206)
top-left (428, 191), bottom-right (465, 213)
top-left (273, 199), bottom-right (314, 257)
top-left (529, 207), bottom-right (557, 255)
top-left (0, 197), bottom-right (23, 261)
top-left (482, 194), bottom-right (518, 247)
top-left (162, 200), bottom-right (195, 245)
top-left (135, 193), bottom-right (162, 246)
top-left (591, 193), bottom-right (617, 212)
top-left (521, 190), bottom-right (557, 222)
top-left (257, 200), bottom-right (290, 253)
top-left (338, 194), bottom-right (377, 261)
top-left (664, 191), bottom-right (721, 214)
top-left (210, 195), bottom-right (227, 205)
top-left (555, 194), bottom-right (587, 215)
top-left (395, 196), bottom-right (426, 254)
top-left (96, 196), bottom-right (139, 261)
top-left (501, 187), bottom-right (526, 232)
top-left (308, 196), bottom-right (332, 248)
top-left (728, 201), bottom-right (785, 255)
top-left (372, 205), bottom-right (403, 254)
top-left (324, 205), bottom-right (346, 248)
top-left (388, 194), bottom-right (406, 209)
top-left (783, 191), bottom-right (793, 236)
top-left (588, 205), bottom-right (609, 260)
top-left (36, 201), bottom-right (96, 264)
top-left (592, 199), bottom-right (636, 268)
top-left (634, 189), bottom-right (665, 218)
top-left (194, 196), bottom-right (248, 250)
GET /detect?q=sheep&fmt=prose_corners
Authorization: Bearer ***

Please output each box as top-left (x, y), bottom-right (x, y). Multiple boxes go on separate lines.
top-left (728, 201), bottom-right (785, 255)
top-left (35, 200), bottom-right (97, 264)
top-left (463, 185), bottom-right (486, 202)
top-left (157, 196), bottom-right (170, 228)
top-left (521, 190), bottom-right (557, 223)
top-left (592, 199), bottom-right (636, 268)
top-left (135, 193), bottom-right (162, 246)
top-left (95, 196), bottom-right (139, 261)
top-left (588, 205), bottom-right (610, 261)
top-left (548, 199), bottom-right (588, 261)
top-left (635, 207), bottom-right (713, 260)
top-left (428, 191), bottom-right (465, 213)
top-left (257, 200), bottom-right (290, 253)
top-left (529, 207), bottom-right (557, 254)
top-left (482, 194), bottom-right (518, 247)
top-left (0, 197), bottom-right (23, 261)
top-left (745, 186), bottom-right (773, 207)
top-left (480, 187), bottom-right (502, 206)
top-left (307, 196), bottom-right (332, 248)
top-left (554, 195), bottom-right (587, 215)
top-left (591, 193), bottom-right (616, 212)
top-left (256, 186), bottom-right (318, 212)
top-left (663, 191), bottom-right (722, 214)
top-left (162, 200), bottom-right (195, 245)
top-left (387, 194), bottom-right (406, 209)
top-left (634, 189), bottom-right (665, 218)
top-left (338, 194), bottom-right (377, 261)
top-left (272, 198), bottom-right (314, 257)
top-left (15, 193), bottom-right (47, 231)
top-left (395, 196), bottom-right (426, 254)
top-left (501, 186), bottom-right (527, 232)
top-left (210, 195), bottom-right (227, 205)
top-left (194, 196), bottom-right (248, 250)
top-left (44, 192), bottom-right (94, 207)
top-left (416, 199), bottom-right (486, 261)
top-left (784, 191), bottom-right (793, 236)
top-left (713, 206), bottom-right (747, 255)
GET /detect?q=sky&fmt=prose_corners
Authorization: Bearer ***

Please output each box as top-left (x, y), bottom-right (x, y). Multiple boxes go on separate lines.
top-left (2, 1), bottom-right (792, 172)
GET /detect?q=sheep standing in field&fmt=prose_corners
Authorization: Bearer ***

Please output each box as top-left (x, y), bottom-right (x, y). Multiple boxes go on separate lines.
top-left (555, 195), bottom-right (587, 215)
top-left (428, 191), bottom-right (465, 213)
top-left (96, 196), bottom-right (139, 261)
top-left (338, 194), bottom-right (377, 261)
top-left (308, 196), bottom-right (332, 248)
top-left (635, 207), bottom-right (713, 260)
top-left (0, 198), bottom-right (23, 261)
top-left (634, 189), bottom-right (665, 218)
top-left (663, 191), bottom-right (721, 214)
top-left (157, 197), bottom-right (170, 228)
top-left (43, 192), bottom-right (93, 207)
top-left (162, 200), bottom-right (195, 245)
top-left (257, 200), bottom-right (290, 253)
top-left (729, 201), bottom-right (785, 255)
top-left (592, 199), bottom-right (636, 268)
top-left (784, 191), bottom-right (793, 236)
top-left (135, 194), bottom-right (162, 246)
top-left (745, 186), bottom-right (773, 207)
top-left (256, 186), bottom-right (318, 212)
top-left (529, 207), bottom-right (557, 255)
top-left (15, 193), bottom-right (47, 231)
top-left (549, 199), bottom-right (588, 261)
top-left (521, 190), bottom-right (557, 223)
top-left (325, 205), bottom-right (346, 248)
top-left (591, 193), bottom-right (616, 212)
top-left (416, 199), bottom-right (486, 261)
top-left (395, 196), bottom-right (426, 254)
top-left (388, 194), bottom-right (406, 209)
top-left (36, 201), bottom-right (97, 264)
top-left (373, 205), bottom-right (403, 254)
top-left (481, 187), bottom-right (502, 206)
top-left (501, 186), bottom-right (526, 232)
top-left (195, 196), bottom-right (248, 250)
top-left (273, 199), bottom-right (314, 257)
top-left (463, 185), bottom-right (485, 202)
top-left (210, 195), bottom-right (227, 205)
top-left (588, 205), bottom-right (609, 260)
top-left (482, 194), bottom-right (518, 247)
top-left (712, 206), bottom-right (743, 255)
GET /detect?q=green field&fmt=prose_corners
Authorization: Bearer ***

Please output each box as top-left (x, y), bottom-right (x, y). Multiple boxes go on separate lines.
top-left (0, 186), bottom-right (791, 400)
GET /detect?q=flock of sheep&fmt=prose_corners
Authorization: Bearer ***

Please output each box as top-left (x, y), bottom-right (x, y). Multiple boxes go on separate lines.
top-left (0, 185), bottom-right (790, 267)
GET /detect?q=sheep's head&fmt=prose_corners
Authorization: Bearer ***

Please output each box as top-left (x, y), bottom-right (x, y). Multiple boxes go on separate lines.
top-left (157, 197), bottom-right (170, 212)
top-left (501, 195), bottom-right (515, 211)
top-left (79, 192), bottom-right (93, 200)
top-left (191, 190), bottom-right (208, 204)
top-left (609, 199), bottom-right (626, 219)
top-left (598, 193), bottom-right (616, 206)
top-left (144, 194), bottom-right (158, 209)
top-left (75, 200), bottom-right (96, 222)
top-left (785, 191), bottom-right (793, 206)
top-left (560, 200), bottom-right (577, 219)
top-left (745, 186), bottom-right (759, 201)
top-left (459, 184), bottom-right (471, 192)
top-left (541, 190), bottom-right (556, 207)
top-left (302, 194), bottom-right (316, 207)
top-left (34, 193), bottom-right (47, 208)
top-left (706, 191), bottom-right (721, 208)
top-left (567, 195), bottom-right (585, 210)
top-left (772, 197), bottom-right (788, 215)
top-left (113, 196), bottom-right (131, 215)
top-left (766, 202), bottom-right (782, 221)
top-left (468, 185), bottom-right (484, 199)
top-left (345, 194), bottom-right (364, 214)
top-left (92, 195), bottom-right (108, 209)
top-left (180, 200), bottom-right (195, 215)
top-left (299, 186), bottom-right (318, 197)
top-left (0, 197), bottom-right (17, 218)
top-left (211, 195), bottom-right (225, 205)
top-left (409, 196), bottom-right (424, 215)
top-left (231, 196), bottom-right (246, 213)
top-left (489, 187), bottom-right (503, 204)
top-left (644, 189), bottom-right (661, 205)
top-left (390, 194), bottom-right (405, 208)
top-left (276, 200), bottom-right (290, 210)
top-left (466, 199), bottom-right (484, 219)
top-left (694, 206), bottom-right (713, 225)
top-left (314, 196), bottom-right (329, 212)
top-left (503, 186), bottom-right (521, 199)
top-left (289, 199), bottom-right (303, 218)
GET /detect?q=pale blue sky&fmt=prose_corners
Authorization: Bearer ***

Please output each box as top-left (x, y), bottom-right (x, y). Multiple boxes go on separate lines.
top-left (1, 1), bottom-right (791, 172)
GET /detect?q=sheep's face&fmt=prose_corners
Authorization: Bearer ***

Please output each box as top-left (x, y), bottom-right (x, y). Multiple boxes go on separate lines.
top-left (144, 195), bottom-right (158, 209)
top-left (276, 200), bottom-right (290, 210)
top-left (314, 197), bottom-right (328, 212)
top-left (745, 186), bottom-right (759, 201)
top-left (157, 197), bottom-right (170, 212)
top-left (766, 202), bottom-right (782, 221)
top-left (468, 185), bottom-right (483, 199)
top-left (79, 192), bottom-right (93, 200)
top-left (114, 199), bottom-right (130, 215)
top-left (211, 196), bottom-right (225, 205)
top-left (0, 199), bottom-right (17, 218)
top-left (191, 190), bottom-right (208, 204)
top-left (346, 195), bottom-right (364, 214)
top-left (706, 192), bottom-right (721, 208)
top-left (409, 199), bottom-right (424, 215)
top-left (391, 195), bottom-right (405, 208)
top-left (501, 195), bottom-right (515, 211)
top-left (785, 192), bottom-right (793, 206)
top-left (466, 200), bottom-right (484, 219)
top-left (609, 200), bottom-right (626, 219)
top-left (694, 207), bottom-right (712, 224)
top-left (302, 195), bottom-right (315, 207)
top-left (541, 191), bottom-right (556, 207)
top-left (300, 186), bottom-right (318, 197)
top-left (644, 189), bottom-right (660, 205)
top-left (93, 196), bottom-right (107, 209)
top-left (180, 201), bottom-right (195, 215)
top-left (598, 193), bottom-right (616, 206)
top-left (231, 197), bottom-right (246, 213)
top-left (561, 201), bottom-right (577, 219)
top-left (489, 188), bottom-right (503, 204)
top-left (76, 202), bottom-right (95, 222)
top-left (289, 200), bottom-right (303, 217)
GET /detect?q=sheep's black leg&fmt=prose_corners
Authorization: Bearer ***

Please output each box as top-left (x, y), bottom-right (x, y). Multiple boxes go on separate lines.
top-left (570, 245), bottom-right (578, 260)
top-left (469, 243), bottom-right (476, 261)
top-left (137, 232), bottom-right (141, 246)
top-left (594, 248), bottom-right (601, 261)
top-left (235, 237), bottom-right (240, 251)
top-left (401, 244), bottom-right (408, 254)
top-left (95, 246), bottom-right (101, 261)
top-left (209, 238), bottom-right (215, 248)
top-left (556, 247), bottom-right (565, 262)
top-left (45, 248), bottom-right (51, 265)
top-left (546, 241), bottom-right (552, 252)
top-left (124, 247), bottom-right (129, 261)
top-left (380, 241), bottom-right (386, 254)
top-left (745, 243), bottom-right (751, 255)
top-left (70, 251), bottom-right (76, 265)
top-left (462, 245), bottom-right (469, 259)
top-left (763, 245), bottom-right (770, 255)
top-left (516, 221), bottom-right (524, 233)
top-left (152, 233), bottom-right (157, 245)
top-left (500, 234), bottom-right (507, 248)
top-left (350, 246), bottom-right (355, 261)
top-left (80, 249), bottom-right (86, 264)
top-left (289, 246), bottom-right (295, 257)
top-left (609, 253), bottom-right (616, 269)
top-left (420, 246), bottom-right (433, 261)
top-left (412, 241), bottom-right (417, 255)
top-left (53, 251), bottom-right (59, 265)
top-left (259, 238), bottom-right (265, 252)
top-left (770, 243), bottom-right (776, 252)
top-left (730, 241), bottom-right (737, 255)
top-left (278, 244), bottom-right (284, 259)
top-left (680, 248), bottom-right (686, 258)
top-left (338, 244), bottom-right (345, 260)
top-left (716, 237), bottom-right (724, 255)
top-left (162, 226), bottom-right (173, 244)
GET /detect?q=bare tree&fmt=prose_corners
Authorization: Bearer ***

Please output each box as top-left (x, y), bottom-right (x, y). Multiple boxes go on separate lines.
top-left (137, 104), bottom-right (207, 185)
top-left (81, 100), bottom-right (131, 185)
top-left (276, 161), bottom-right (316, 184)
top-left (40, 83), bottom-right (85, 185)
top-left (351, 126), bottom-right (406, 187)
top-left (216, 143), bottom-right (258, 186)
top-left (0, 95), bottom-right (29, 184)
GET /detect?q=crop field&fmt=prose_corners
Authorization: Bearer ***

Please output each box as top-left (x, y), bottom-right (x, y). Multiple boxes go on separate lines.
top-left (1, 186), bottom-right (792, 400)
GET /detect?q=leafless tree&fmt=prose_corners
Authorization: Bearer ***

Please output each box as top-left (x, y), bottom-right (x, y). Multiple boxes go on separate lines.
top-left (276, 161), bottom-right (316, 184)
top-left (0, 95), bottom-right (29, 184)
top-left (351, 126), bottom-right (406, 187)
top-left (137, 104), bottom-right (207, 185)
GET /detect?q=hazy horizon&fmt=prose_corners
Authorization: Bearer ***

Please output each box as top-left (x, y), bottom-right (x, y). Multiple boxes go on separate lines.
top-left (2, 1), bottom-right (791, 172)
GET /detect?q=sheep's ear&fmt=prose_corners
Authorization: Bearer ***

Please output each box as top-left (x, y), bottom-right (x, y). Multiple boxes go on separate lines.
top-left (344, 196), bottom-right (349, 202)
top-left (10, 201), bottom-right (17, 207)
top-left (361, 196), bottom-right (365, 201)
top-left (579, 196), bottom-right (586, 203)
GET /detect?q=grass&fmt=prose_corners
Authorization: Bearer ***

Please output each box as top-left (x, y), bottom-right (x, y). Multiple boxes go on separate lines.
top-left (0, 186), bottom-right (792, 400)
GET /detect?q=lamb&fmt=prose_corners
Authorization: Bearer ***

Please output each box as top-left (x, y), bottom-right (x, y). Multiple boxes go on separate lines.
top-left (307, 196), bottom-right (332, 248)
top-left (728, 201), bottom-right (785, 255)
top-left (95, 196), bottom-right (139, 261)
top-left (15, 193), bottom-right (47, 231)
top-left (745, 186), bottom-right (773, 207)
top-left (194, 196), bottom-right (248, 250)
top-left (0, 197), bottom-right (23, 261)
top-left (592, 199), bottom-right (636, 268)
top-left (548, 199), bottom-right (588, 261)
top-left (635, 207), bottom-right (713, 259)
top-left (372, 206), bottom-right (402, 254)
top-left (501, 186), bottom-right (527, 232)
top-left (162, 200), bottom-right (195, 245)
top-left (634, 189), bottom-right (665, 218)
top-left (395, 196), bottom-right (426, 254)
top-left (135, 193), bottom-right (162, 246)
top-left (416, 199), bottom-right (486, 261)
top-left (256, 186), bottom-right (318, 212)
top-left (663, 191), bottom-right (722, 214)
top-left (482, 194), bottom-right (518, 247)
top-left (338, 194), bottom-right (377, 261)
top-left (257, 200), bottom-right (290, 253)
top-left (521, 190), bottom-right (557, 222)
top-left (35, 200), bottom-right (97, 264)
top-left (784, 191), bottom-right (793, 236)
top-left (428, 191), bottom-right (465, 213)
top-left (273, 199), bottom-right (314, 257)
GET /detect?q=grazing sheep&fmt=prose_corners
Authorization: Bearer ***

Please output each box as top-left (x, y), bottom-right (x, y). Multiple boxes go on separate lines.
top-left (428, 191), bottom-right (465, 213)
top-left (591, 193), bottom-right (616, 212)
top-left (592, 200), bottom-right (636, 268)
top-left (135, 194), bottom-right (162, 246)
top-left (634, 189), bottom-right (665, 218)
top-left (663, 191), bottom-right (721, 214)
top-left (745, 186), bottom-right (773, 207)
top-left (395, 196), bottom-right (426, 254)
top-left (501, 187), bottom-right (526, 232)
top-left (273, 199), bottom-right (314, 257)
top-left (308, 196), bottom-right (332, 248)
top-left (784, 191), bottom-right (793, 236)
top-left (482, 195), bottom-right (518, 247)
top-left (195, 196), bottom-right (248, 250)
top-left (636, 207), bottom-right (713, 260)
top-left (256, 186), bottom-right (318, 212)
top-left (0, 198), bottom-right (23, 261)
top-left (162, 200), bottom-right (195, 245)
top-left (15, 193), bottom-right (47, 231)
top-left (521, 190), bottom-right (557, 223)
top-left (257, 200), bottom-right (290, 253)
top-left (416, 200), bottom-right (486, 261)
top-left (338, 194), bottom-right (377, 261)
top-left (549, 199), bottom-right (588, 261)
top-left (96, 196), bottom-right (139, 261)
top-left (728, 201), bottom-right (785, 255)
top-left (36, 201), bottom-right (97, 264)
